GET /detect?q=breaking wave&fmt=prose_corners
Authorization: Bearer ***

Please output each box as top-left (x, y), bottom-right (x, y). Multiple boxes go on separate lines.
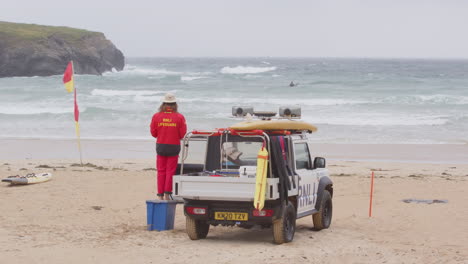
top-left (133, 96), bottom-right (367, 106)
top-left (305, 115), bottom-right (449, 126)
top-left (377, 94), bottom-right (468, 105)
top-left (91, 89), bottom-right (175, 97)
top-left (181, 76), bottom-right (207, 81)
top-left (220, 66), bottom-right (277, 74)
top-left (103, 65), bottom-right (181, 76)
top-left (0, 105), bottom-right (74, 115)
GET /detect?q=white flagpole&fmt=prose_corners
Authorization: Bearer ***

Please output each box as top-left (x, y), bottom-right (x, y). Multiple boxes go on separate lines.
top-left (72, 61), bottom-right (83, 166)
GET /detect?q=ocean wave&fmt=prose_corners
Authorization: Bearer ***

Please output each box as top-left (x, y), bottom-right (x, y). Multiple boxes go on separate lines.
top-left (103, 65), bottom-right (181, 76)
top-left (303, 114), bottom-right (449, 126)
top-left (134, 95), bottom-right (163, 102)
top-left (91, 89), bottom-right (176, 97)
top-left (379, 94), bottom-right (468, 105)
top-left (181, 76), bottom-right (208, 81)
top-left (185, 71), bottom-right (214, 76)
top-left (418, 94), bottom-right (468, 105)
top-left (0, 105), bottom-right (76, 115)
top-left (243, 74), bottom-right (262, 79)
top-left (194, 110), bottom-right (450, 126)
top-left (135, 96), bottom-right (367, 106)
top-left (220, 66), bottom-right (277, 74)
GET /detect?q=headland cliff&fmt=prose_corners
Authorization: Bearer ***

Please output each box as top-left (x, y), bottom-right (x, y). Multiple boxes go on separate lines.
top-left (0, 21), bottom-right (125, 77)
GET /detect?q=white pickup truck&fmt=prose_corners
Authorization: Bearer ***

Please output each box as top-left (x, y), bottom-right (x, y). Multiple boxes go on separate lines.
top-left (173, 118), bottom-right (333, 244)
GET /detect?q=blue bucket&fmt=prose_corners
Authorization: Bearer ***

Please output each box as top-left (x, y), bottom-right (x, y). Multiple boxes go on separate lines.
top-left (146, 200), bottom-right (179, 231)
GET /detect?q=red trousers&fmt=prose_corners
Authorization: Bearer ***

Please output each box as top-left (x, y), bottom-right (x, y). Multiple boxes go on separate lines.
top-left (156, 155), bottom-right (178, 194)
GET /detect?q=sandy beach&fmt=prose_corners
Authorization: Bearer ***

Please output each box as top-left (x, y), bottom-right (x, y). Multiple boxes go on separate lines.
top-left (1, 139), bottom-right (467, 263)
top-left (2, 1), bottom-right (468, 263)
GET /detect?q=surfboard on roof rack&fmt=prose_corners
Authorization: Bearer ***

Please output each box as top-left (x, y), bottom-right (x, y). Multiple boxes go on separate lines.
top-left (229, 106), bottom-right (315, 133)
top-left (229, 119), bottom-right (317, 133)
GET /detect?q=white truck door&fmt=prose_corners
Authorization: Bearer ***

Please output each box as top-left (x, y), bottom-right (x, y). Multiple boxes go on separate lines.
top-left (294, 142), bottom-right (318, 217)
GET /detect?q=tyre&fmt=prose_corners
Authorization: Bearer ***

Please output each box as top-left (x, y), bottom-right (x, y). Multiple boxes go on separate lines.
top-left (186, 216), bottom-right (210, 240)
top-left (272, 202), bottom-right (296, 244)
top-left (313, 190), bottom-right (332, 230)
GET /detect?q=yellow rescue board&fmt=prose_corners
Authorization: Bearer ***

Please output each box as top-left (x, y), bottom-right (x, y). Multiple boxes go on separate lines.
top-left (254, 147), bottom-right (269, 210)
top-left (230, 120), bottom-right (317, 133)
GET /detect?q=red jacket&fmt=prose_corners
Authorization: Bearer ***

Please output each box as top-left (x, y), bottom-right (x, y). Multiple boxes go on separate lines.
top-left (150, 110), bottom-right (187, 156)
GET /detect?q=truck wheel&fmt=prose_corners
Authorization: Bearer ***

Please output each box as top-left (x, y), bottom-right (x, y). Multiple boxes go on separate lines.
top-left (313, 190), bottom-right (332, 230)
top-left (272, 202), bottom-right (296, 244)
top-left (186, 216), bottom-right (210, 240)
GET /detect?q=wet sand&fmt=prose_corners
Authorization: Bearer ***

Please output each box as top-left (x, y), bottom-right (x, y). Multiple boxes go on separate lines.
top-left (1, 138), bottom-right (467, 163)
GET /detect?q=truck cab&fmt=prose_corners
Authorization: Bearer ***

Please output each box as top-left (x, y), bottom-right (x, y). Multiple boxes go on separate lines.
top-left (173, 109), bottom-right (333, 244)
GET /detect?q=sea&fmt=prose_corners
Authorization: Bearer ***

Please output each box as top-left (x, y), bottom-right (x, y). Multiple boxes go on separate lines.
top-left (1, 57), bottom-right (467, 144)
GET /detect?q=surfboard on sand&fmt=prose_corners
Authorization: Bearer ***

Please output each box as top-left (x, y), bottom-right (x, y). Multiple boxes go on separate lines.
top-left (2, 173), bottom-right (52, 185)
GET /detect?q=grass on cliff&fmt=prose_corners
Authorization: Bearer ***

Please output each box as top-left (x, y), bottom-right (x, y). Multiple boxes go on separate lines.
top-left (0, 21), bottom-right (101, 44)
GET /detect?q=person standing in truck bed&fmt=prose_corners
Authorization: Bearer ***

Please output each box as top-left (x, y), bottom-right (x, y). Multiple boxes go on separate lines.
top-left (150, 93), bottom-right (187, 200)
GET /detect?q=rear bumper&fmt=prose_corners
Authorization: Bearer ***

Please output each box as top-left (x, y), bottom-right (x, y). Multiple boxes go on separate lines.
top-left (184, 199), bottom-right (283, 225)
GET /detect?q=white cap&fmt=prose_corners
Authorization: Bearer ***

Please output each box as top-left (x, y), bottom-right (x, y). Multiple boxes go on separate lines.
top-left (162, 93), bottom-right (177, 103)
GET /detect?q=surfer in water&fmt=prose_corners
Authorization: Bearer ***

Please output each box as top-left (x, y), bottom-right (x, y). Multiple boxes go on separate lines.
top-left (289, 81), bottom-right (298, 87)
top-left (150, 93), bottom-right (187, 200)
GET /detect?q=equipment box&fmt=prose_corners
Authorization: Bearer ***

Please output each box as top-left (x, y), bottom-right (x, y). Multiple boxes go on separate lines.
top-left (146, 200), bottom-right (179, 231)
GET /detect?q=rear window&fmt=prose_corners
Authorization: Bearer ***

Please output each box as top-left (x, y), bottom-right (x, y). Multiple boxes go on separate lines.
top-left (222, 141), bottom-right (263, 167)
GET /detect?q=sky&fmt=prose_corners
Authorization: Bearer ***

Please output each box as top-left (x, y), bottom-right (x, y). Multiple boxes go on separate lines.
top-left (1, 0), bottom-right (468, 58)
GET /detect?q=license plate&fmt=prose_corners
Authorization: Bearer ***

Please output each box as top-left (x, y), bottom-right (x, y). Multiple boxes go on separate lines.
top-left (214, 212), bottom-right (248, 221)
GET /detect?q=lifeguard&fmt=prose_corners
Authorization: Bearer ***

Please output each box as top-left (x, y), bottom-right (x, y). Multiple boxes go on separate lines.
top-left (150, 93), bottom-right (187, 200)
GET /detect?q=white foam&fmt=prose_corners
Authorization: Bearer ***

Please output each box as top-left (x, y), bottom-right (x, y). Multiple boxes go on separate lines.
top-left (133, 96), bottom-right (364, 112)
top-left (418, 94), bottom-right (468, 105)
top-left (103, 65), bottom-right (181, 76)
top-left (380, 94), bottom-right (468, 105)
top-left (220, 66), bottom-right (277, 74)
top-left (304, 114), bottom-right (449, 126)
top-left (243, 74), bottom-right (261, 79)
top-left (177, 97), bottom-right (366, 106)
top-left (91, 89), bottom-right (175, 97)
top-left (0, 105), bottom-right (74, 115)
top-left (185, 71), bottom-right (214, 76)
top-left (133, 95), bottom-right (162, 102)
top-left (181, 76), bottom-right (207, 81)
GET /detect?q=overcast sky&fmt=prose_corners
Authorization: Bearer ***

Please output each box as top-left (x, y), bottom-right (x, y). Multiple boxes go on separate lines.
top-left (2, 0), bottom-right (468, 58)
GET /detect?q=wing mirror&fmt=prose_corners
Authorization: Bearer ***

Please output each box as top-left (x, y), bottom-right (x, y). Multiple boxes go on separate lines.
top-left (313, 157), bottom-right (326, 169)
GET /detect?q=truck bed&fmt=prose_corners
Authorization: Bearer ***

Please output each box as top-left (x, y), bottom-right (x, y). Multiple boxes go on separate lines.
top-left (173, 175), bottom-right (298, 201)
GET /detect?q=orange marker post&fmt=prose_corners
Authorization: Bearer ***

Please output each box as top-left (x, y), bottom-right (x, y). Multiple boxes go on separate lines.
top-left (369, 171), bottom-right (375, 217)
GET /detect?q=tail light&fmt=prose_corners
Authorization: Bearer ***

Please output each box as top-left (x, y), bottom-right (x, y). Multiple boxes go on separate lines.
top-left (186, 206), bottom-right (207, 215)
top-left (253, 209), bottom-right (273, 217)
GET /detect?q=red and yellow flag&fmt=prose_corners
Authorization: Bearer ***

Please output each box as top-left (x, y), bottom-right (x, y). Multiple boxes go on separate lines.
top-left (63, 61), bottom-right (82, 164)
top-left (74, 87), bottom-right (80, 122)
top-left (63, 61), bottom-right (74, 93)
